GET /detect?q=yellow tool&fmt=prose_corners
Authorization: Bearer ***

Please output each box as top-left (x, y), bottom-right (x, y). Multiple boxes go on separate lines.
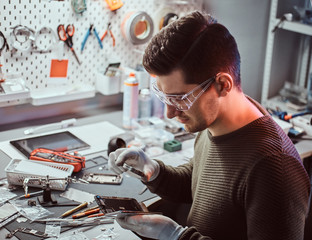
top-left (61, 201), bottom-right (88, 218)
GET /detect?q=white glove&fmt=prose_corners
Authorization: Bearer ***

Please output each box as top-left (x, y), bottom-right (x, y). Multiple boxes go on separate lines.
top-left (108, 147), bottom-right (160, 182)
top-left (116, 213), bottom-right (186, 240)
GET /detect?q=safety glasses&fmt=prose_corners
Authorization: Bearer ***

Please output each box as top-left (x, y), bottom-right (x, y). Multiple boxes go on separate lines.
top-left (151, 76), bottom-right (215, 111)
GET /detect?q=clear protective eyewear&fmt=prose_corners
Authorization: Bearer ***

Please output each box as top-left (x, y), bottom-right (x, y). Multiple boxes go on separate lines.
top-left (151, 76), bottom-right (215, 111)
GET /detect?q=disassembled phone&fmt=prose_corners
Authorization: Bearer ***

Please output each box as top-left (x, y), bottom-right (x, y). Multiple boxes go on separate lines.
top-left (82, 173), bottom-right (123, 185)
top-left (95, 195), bottom-right (147, 214)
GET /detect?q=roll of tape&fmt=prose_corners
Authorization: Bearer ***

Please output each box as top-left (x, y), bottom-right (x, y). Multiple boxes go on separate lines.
top-left (121, 11), bottom-right (154, 45)
top-left (153, 7), bottom-right (178, 31)
top-left (161, 13), bottom-right (179, 28)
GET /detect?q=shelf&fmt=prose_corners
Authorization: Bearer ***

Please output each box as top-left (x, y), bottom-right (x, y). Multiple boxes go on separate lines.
top-left (0, 89), bottom-right (30, 104)
top-left (277, 19), bottom-right (312, 36)
top-left (30, 84), bottom-right (96, 106)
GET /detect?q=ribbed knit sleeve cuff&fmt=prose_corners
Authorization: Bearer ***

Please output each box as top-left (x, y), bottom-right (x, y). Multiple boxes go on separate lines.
top-left (178, 226), bottom-right (213, 240)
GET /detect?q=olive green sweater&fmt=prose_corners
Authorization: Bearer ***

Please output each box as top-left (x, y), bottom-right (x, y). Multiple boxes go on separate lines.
top-left (147, 115), bottom-right (310, 240)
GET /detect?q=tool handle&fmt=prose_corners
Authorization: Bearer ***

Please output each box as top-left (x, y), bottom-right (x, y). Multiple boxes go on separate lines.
top-left (66, 24), bottom-right (75, 37)
top-left (110, 30), bottom-right (115, 47)
top-left (57, 25), bottom-right (67, 41)
top-left (61, 202), bottom-right (88, 218)
top-left (93, 28), bottom-right (103, 49)
top-left (81, 29), bottom-right (91, 52)
top-left (72, 208), bottom-right (100, 219)
top-left (100, 31), bottom-right (107, 41)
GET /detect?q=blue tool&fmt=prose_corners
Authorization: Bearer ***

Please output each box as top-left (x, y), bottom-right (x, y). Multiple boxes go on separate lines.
top-left (81, 24), bottom-right (103, 52)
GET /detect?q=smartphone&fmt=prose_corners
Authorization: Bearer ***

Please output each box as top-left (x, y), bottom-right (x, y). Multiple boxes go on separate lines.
top-left (94, 195), bottom-right (146, 214)
top-left (123, 163), bottom-right (145, 178)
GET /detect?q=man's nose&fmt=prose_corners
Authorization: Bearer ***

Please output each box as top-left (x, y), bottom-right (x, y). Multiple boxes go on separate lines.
top-left (166, 104), bottom-right (181, 119)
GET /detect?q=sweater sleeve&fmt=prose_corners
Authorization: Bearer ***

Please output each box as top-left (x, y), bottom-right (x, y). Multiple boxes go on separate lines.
top-left (145, 160), bottom-right (193, 203)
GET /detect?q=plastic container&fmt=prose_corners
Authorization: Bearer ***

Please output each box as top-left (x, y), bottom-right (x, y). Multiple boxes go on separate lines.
top-left (150, 75), bottom-right (165, 118)
top-left (138, 88), bottom-right (152, 123)
top-left (123, 72), bottom-right (139, 129)
top-left (5, 159), bottom-right (74, 190)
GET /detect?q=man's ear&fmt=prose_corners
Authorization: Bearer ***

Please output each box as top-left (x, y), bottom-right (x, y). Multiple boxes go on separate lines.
top-left (215, 73), bottom-right (233, 96)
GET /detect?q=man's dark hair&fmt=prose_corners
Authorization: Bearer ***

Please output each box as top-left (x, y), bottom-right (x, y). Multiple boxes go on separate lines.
top-left (143, 11), bottom-right (241, 89)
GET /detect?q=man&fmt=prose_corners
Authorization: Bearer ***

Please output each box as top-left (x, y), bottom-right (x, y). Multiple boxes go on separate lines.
top-left (109, 11), bottom-right (310, 240)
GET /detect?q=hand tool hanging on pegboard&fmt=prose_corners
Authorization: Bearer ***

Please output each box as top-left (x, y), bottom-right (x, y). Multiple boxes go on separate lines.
top-left (105, 0), bottom-right (123, 11)
top-left (0, 31), bottom-right (9, 83)
top-left (9, 25), bottom-right (35, 53)
top-left (0, 31), bottom-right (9, 56)
top-left (101, 22), bottom-right (115, 47)
top-left (57, 24), bottom-right (81, 65)
top-left (71, 0), bottom-right (87, 15)
top-left (154, 6), bottom-right (179, 31)
top-left (81, 24), bottom-right (103, 52)
top-left (33, 26), bottom-right (57, 53)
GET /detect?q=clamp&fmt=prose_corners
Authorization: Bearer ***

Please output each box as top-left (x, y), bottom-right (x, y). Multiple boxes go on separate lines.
top-left (81, 24), bottom-right (103, 52)
top-left (101, 22), bottom-right (115, 47)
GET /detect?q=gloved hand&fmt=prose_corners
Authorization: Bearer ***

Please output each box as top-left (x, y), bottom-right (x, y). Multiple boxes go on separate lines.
top-left (108, 147), bottom-right (160, 182)
top-left (116, 213), bottom-right (187, 240)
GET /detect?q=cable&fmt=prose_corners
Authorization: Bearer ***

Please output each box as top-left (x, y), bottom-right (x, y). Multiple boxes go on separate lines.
top-left (272, 13), bottom-right (293, 33)
top-left (9, 25), bottom-right (35, 52)
top-left (33, 26), bottom-right (57, 53)
top-left (0, 31), bottom-right (9, 55)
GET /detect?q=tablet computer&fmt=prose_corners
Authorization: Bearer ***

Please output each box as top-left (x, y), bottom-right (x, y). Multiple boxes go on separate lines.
top-left (10, 131), bottom-right (90, 158)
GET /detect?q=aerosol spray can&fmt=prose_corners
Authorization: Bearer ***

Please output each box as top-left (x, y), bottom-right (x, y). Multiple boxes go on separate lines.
top-left (123, 72), bottom-right (139, 129)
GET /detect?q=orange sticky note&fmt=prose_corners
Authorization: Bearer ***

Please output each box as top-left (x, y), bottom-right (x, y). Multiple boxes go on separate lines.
top-left (50, 59), bottom-right (68, 78)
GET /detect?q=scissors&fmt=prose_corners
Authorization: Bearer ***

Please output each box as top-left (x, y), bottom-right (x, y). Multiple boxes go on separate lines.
top-left (57, 24), bottom-right (81, 65)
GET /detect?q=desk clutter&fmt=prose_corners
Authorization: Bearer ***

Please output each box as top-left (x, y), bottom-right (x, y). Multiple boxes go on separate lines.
top-left (0, 154), bottom-right (144, 239)
top-left (0, 118), bottom-right (195, 239)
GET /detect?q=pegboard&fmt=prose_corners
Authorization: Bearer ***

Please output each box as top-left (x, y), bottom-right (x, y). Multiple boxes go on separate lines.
top-left (0, 0), bottom-right (203, 105)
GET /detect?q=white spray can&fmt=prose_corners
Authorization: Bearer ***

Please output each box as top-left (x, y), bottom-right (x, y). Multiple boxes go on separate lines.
top-left (123, 72), bottom-right (139, 129)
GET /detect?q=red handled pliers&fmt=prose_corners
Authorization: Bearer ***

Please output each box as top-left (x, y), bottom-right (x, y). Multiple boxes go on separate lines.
top-left (101, 22), bottom-right (115, 47)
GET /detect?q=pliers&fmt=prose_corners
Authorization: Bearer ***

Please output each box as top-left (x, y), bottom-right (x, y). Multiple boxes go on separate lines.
top-left (101, 22), bottom-right (115, 47)
top-left (81, 24), bottom-right (103, 52)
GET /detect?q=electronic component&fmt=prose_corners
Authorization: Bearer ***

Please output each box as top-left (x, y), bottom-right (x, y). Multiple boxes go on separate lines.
top-left (164, 139), bottom-right (182, 152)
top-left (82, 173), bottom-right (123, 185)
top-left (29, 148), bottom-right (85, 172)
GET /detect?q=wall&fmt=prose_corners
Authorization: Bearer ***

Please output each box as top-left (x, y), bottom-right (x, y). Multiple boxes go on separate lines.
top-left (0, 0), bottom-right (202, 130)
top-left (206, 0), bottom-right (309, 101)
top-left (205, 0), bottom-right (270, 101)
top-left (1, 0), bottom-right (306, 130)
